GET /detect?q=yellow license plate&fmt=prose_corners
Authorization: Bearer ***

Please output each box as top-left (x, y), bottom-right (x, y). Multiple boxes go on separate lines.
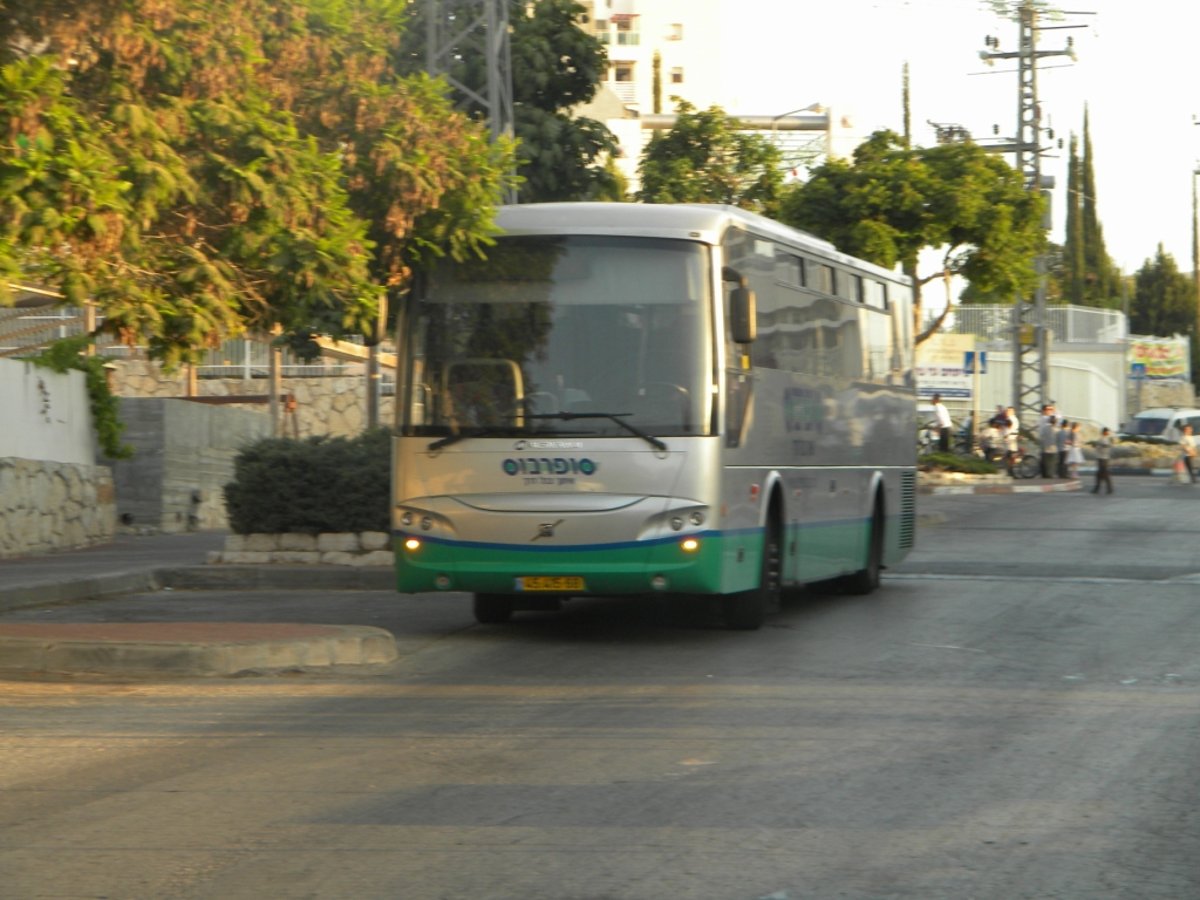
top-left (517, 576), bottom-right (585, 592)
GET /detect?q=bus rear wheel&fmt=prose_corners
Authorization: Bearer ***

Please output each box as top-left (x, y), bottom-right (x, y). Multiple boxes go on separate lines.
top-left (723, 521), bottom-right (781, 630)
top-left (842, 501), bottom-right (883, 595)
top-left (473, 593), bottom-right (514, 624)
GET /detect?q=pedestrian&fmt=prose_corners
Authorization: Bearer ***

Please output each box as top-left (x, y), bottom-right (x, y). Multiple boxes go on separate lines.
top-left (1067, 421), bottom-right (1085, 478)
top-left (1056, 418), bottom-right (1071, 479)
top-left (1180, 424), bottom-right (1198, 484)
top-left (1091, 427), bottom-right (1114, 495)
top-left (1038, 414), bottom-right (1058, 479)
top-left (931, 393), bottom-right (953, 453)
top-left (1002, 406), bottom-right (1020, 477)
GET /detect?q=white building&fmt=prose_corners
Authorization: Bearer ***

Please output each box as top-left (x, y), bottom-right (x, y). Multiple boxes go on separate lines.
top-left (574, 0), bottom-right (852, 191)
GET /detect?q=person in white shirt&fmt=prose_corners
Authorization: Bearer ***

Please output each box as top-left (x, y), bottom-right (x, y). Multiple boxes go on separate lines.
top-left (1180, 425), bottom-right (1197, 484)
top-left (931, 393), bottom-right (953, 452)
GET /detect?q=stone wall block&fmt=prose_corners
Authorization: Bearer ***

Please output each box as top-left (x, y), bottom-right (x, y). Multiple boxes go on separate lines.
top-left (274, 551), bottom-right (322, 565)
top-left (357, 550), bottom-right (394, 567)
top-left (317, 532), bottom-right (359, 553)
top-left (245, 533), bottom-right (280, 552)
top-left (278, 533), bottom-right (318, 552)
top-left (359, 531), bottom-right (389, 551)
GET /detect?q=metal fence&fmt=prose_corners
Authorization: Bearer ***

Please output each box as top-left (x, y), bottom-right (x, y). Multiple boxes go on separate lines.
top-left (932, 305), bottom-right (1127, 345)
top-left (0, 305), bottom-right (369, 379)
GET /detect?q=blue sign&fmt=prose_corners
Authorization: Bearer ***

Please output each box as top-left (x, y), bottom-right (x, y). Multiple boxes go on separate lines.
top-left (963, 351), bottom-right (988, 375)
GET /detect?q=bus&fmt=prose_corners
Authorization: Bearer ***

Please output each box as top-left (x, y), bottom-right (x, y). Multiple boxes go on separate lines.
top-left (391, 202), bottom-right (917, 629)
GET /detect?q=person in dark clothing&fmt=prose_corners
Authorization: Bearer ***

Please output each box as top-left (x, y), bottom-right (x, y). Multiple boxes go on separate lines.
top-left (1091, 427), bottom-right (1114, 495)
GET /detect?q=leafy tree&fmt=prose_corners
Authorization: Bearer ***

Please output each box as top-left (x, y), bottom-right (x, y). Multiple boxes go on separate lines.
top-left (0, 0), bottom-right (516, 367)
top-left (636, 100), bottom-right (785, 216)
top-left (510, 0), bottom-right (618, 201)
top-left (777, 129), bottom-right (1045, 343)
top-left (1130, 245), bottom-right (1194, 339)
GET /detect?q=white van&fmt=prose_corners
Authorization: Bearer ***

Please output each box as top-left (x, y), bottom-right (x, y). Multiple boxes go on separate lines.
top-left (1119, 407), bottom-right (1200, 443)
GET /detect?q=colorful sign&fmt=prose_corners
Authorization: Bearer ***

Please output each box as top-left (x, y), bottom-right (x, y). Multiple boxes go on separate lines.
top-left (1129, 337), bottom-right (1189, 381)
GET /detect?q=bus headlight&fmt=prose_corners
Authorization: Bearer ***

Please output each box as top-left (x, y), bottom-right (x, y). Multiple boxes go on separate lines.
top-left (689, 511), bottom-right (706, 526)
top-left (403, 538), bottom-right (422, 552)
top-left (680, 538), bottom-right (700, 553)
top-left (670, 516), bottom-right (684, 531)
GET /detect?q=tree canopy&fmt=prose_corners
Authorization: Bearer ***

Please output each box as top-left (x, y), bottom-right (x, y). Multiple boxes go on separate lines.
top-left (777, 130), bottom-right (1046, 342)
top-left (636, 101), bottom-right (785, 215)
top-left (1130, 245), bottom-right (1193, 338)
top-left (0, 0), bottom-right (516, 367)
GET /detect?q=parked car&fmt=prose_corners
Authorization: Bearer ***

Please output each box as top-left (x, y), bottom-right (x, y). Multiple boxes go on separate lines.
top-left (1118, 407), bottom-right (1200, 444)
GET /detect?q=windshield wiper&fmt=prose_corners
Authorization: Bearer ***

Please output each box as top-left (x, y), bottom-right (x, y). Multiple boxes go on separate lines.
top-left (426, 427), bottom-right (508, 452)
top-left (527, 412), bottom-right (667, 452)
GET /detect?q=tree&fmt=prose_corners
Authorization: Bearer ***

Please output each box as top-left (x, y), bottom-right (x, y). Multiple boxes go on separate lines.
top-left (509, 0), bottom-right (619, 201)
top-left (1062, 134), bottom-right (1086, 304)
top-left (0, 0), bottom-right (516, 367)
top-left (1059, 109), bottom-right (1122, 308)
top-left (1130, 245), bottom-right (1194, 338)
top-left (636, 100), bottom-right (785, 215)
top-left (777, 129), bottom-right (1046, 343)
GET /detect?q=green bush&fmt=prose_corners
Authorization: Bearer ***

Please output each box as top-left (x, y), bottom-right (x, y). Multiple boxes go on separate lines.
top-left (919, 452), bottom-right (999, 475)
top-left (224, 428), bottom-right (390, 534)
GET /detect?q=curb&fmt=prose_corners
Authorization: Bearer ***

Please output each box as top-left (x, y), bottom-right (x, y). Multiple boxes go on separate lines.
top-left (0, 565), bottom-right (394, 615)
top-left (920, 479), bottom-right (1082, 495)
top-left (0, 570), bottom-right (163, 614)
top-left (0, 621), bottom-right (398, 678)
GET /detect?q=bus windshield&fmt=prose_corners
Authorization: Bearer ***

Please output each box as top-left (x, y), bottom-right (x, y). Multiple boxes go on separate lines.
top-left (399, 235), bottom-right (714, 441)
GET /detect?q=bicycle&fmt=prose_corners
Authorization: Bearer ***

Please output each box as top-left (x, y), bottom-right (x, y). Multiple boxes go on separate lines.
top-left (1007, 440), bottom-right (1041, 479)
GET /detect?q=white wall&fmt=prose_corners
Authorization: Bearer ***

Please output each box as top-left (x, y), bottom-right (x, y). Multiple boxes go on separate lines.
top-left (0, 358), bottom-right (94, 465)
top-left (971, 349), bottom-right (1126, 433)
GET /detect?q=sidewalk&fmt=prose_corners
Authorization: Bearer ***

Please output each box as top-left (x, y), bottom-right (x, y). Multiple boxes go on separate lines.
top-left (0, 531), bottom-right (397, 678)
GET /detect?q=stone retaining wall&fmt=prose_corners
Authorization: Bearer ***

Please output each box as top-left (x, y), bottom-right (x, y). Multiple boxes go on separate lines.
top-left (0, 458), bottom-right (116, 558)
top-left (111, 359), bottom-right (393, 438)
top-left (208, 531), bottom-right (393, 567)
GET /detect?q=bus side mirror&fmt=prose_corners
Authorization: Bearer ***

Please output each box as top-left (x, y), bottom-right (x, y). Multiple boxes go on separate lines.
top-left (731, 286), bottom-right (757, 344)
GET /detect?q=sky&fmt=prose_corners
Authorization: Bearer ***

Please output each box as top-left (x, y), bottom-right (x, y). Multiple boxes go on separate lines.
top-left (714, 0), bottom-right (1200, 277)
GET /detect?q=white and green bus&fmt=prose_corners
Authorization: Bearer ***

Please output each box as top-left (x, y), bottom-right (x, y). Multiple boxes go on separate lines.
top-left (392, 202), bottom-right (917, 629)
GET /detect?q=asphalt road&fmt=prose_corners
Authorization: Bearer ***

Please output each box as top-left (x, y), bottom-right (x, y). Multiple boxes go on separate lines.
top-left (2, 477), bottom-right (1200, 899)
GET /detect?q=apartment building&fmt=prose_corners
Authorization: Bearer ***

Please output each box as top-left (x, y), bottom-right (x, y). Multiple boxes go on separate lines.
top-left (574, 0), bottom-right (843, 192)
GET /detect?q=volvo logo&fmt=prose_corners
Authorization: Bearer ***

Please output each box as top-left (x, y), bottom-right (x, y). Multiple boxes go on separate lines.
top-left (531, 519), bottom-right (564, 541)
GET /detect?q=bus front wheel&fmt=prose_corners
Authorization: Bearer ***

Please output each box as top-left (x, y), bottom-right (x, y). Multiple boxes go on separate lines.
top-left (473, 593), bottom-right (514, 624)
top-left (723, 521), bottom-right (781, 630)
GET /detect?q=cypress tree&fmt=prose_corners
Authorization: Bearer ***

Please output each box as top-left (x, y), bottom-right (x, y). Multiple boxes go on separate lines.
top-left (1063, 134), bottom-right (1085, 304)
top-left (1080, 108), bottom-right (1122, 307)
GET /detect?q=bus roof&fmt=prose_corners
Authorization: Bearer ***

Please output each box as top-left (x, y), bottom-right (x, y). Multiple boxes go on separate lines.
top-left (494, 202), bottom-right (909, 286)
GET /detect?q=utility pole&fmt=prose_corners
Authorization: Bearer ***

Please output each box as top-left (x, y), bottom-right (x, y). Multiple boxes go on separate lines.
top-left (979, 1), bottom-right (1076, 430)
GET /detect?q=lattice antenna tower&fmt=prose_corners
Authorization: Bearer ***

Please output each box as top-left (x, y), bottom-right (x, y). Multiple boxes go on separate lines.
top-left (425, 0), bottom-right (516, 201)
